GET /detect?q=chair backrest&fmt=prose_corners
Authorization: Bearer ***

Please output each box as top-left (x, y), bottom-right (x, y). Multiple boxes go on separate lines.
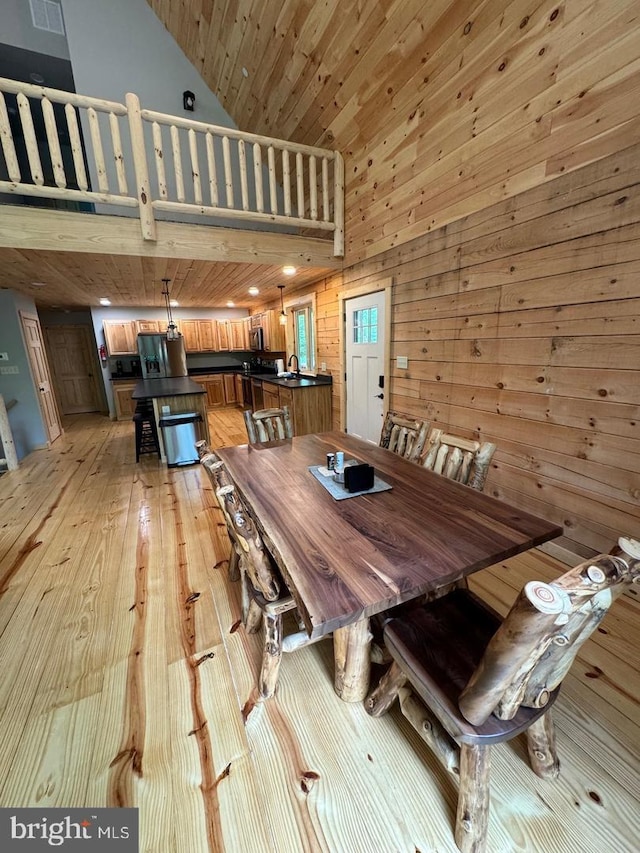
top-left (422, 428), bottom-right (496, 491)
top-left (379, 411), bottom-right (430, 462)
top-left (458, 537), bottom-right (640, 726)
top-left (200, 451), bottom-right (281, 601)
top-left (244, 406), bottom-right (294, 444)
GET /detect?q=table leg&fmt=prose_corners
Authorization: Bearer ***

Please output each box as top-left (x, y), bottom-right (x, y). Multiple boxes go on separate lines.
top-left (333, 618), bottom-right (372, 702)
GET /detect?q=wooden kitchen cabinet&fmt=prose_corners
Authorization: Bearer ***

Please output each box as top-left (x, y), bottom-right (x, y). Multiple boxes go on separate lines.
top-left (180, 320), bottom-right (200, 352)
top-left (103, 321), bottom-right (137, 356)
top-left (135, 319), bottom-right (162, 333)
top-left (230, 319), bottom-right (248, 350)
top-left (181, 319), bottom-right (219, 352)
top-left (262, 382), bottom-right (281, 410)
top-left (234, 374), bottom-right (243, 405)
top-left (261, 309), bottom-right (286, 353)
top-left (198, 320), bottom-right (218, 351)
top-left (198, 373), bottom-right (241, 408)
top-left (223, 374), bottom-right (237, 404)
top-left (112, 380), bottom-right (137, 420)
top-left (261, 381), bottom-right (331, 436)
top-left (217, 320), bottom-right (231, 350)
top-left (200, 375), bottom-right (225, 408)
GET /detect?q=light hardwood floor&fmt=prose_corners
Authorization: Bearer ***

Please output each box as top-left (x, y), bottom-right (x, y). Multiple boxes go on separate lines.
top-left (0, 411), bottom-right (637, 852)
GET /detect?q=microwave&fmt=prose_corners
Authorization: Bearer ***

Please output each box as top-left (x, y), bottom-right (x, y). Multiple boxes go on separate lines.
top-left (250, 326), bottom-right (264, 351)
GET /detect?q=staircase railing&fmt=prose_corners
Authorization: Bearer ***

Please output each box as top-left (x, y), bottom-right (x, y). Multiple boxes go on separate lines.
top-left (0, 77), bottom-right (344, 256)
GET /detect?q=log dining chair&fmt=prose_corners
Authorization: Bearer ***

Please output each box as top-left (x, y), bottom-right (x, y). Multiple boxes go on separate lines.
top-left (199, 447), bottom-right (327, 698)
top-left (421, 428), bottom-right (496, 491)
top-left (365, 537), bottom-right (640, 853)
top-left (379, 411), bottom-right (430, 463)
top-left (243, 406), bottom-right (293, 444)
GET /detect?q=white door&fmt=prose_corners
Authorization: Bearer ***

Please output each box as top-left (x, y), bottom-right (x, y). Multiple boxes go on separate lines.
top-left (345, 291), bottom-right (386, 442)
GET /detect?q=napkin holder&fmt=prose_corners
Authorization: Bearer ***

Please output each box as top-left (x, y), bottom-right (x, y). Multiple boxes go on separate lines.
top-left (344, 463), bottom-right (375, 493)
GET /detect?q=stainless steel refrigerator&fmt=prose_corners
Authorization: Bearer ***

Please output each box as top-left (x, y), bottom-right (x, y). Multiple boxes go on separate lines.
top-left (137, 333), bottom-right (188, 378)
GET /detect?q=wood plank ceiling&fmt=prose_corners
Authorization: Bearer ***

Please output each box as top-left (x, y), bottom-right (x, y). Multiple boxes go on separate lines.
top-left (0, 247), bottom-right (334, 310)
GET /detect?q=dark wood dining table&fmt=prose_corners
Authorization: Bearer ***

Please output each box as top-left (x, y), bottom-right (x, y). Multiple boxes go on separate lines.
top-left (216, 431), bottom-right (562, 701)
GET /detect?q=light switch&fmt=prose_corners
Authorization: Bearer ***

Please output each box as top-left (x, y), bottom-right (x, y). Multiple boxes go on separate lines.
top-left (0, 352), bottom-right (8, 361)
top-left (397, 355), bottom-right (408, 369)
top-left (0, 365), bottom-right (19, 375)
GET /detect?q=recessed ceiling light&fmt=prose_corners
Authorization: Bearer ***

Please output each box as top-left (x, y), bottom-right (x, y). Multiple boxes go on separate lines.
top-left (282, 265), bottom-right (297, 276)
top-left (241, 67), bottom-right (249, 78)
top-left (248, 286), bottom-right (259, 296)
top-left (170, 299), bottom-right (179, 307)
top-left (30, 281), bottom-right (47, 287)
top-left (29, 73), bottom-right (45, 84)
top-left (226, 300), bottom-right (235, 307)
top-left (99, 298), bottom-right (111, 306)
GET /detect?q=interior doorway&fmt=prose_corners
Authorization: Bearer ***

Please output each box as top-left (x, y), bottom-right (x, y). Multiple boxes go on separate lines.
top-left (343, 285), bottom-right (391, 443)
top-left (19, 311), bottom-right (62, 444)
top-left (44, 325), bottom-right (102, 414)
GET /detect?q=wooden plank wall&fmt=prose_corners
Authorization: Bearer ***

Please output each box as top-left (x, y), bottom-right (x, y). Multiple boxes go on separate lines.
top-left (343, 0), bottom-right (640, 265)
top-left (308, 141), bottom-right (640, 557)
top-left (150, 0), bottom-right (640, 267)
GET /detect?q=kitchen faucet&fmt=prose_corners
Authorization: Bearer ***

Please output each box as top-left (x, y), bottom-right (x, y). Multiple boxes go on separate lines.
top-left (287, 354), bottom-right (300, 376)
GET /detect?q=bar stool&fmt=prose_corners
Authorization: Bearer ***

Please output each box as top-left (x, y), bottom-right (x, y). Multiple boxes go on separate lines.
top-left (133, 399), bottom-right (160, 462)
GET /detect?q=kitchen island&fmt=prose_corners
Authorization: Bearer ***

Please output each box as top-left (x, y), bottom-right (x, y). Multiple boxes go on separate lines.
top-left (258, 374), bottom-right (332, 435)
top-left (132, 376), bottom-right (209, 464)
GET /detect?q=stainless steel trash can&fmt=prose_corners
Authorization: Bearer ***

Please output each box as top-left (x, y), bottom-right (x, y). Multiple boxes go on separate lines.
top-left (158, 412), bottom-right (202, 467)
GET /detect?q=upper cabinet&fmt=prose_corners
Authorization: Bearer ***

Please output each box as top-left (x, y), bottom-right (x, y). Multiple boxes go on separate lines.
top-left (230, 319), bottom-right (249, 350)
top-left (104, 316), bottom-right (252, 354)
top-left (103, 321), bottom-right (137, 355)
top-left (217, 320), bottom-right (230, 351)
top-left (135, 319), bottom-right (163, 333)
top-left (198, 320), bottom-right (218, 351)
top-left (261, 309), bottom-right (286, 353)
top-left (181, 319), bottom-right (221, 352)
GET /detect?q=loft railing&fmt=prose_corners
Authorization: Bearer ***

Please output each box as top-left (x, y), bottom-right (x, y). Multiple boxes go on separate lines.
top-left (0, 77), bottom-right (345, 256)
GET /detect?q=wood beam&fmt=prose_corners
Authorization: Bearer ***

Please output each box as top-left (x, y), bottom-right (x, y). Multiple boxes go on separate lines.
top-left (0, 205), bottom-right (342, 268)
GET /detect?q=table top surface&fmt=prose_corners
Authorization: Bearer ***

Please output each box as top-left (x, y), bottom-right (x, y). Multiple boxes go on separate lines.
top-left (216, 432), bottom-right (562, 638)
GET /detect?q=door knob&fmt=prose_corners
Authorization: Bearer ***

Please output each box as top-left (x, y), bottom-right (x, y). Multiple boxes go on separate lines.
top-left (375, 393), bottom-right (384, 399)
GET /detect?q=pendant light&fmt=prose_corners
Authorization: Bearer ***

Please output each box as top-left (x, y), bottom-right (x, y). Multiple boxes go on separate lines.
top-left (278, 284), bottom-right (287, 325)
top-left (162, 278), bottom-right (180, 340)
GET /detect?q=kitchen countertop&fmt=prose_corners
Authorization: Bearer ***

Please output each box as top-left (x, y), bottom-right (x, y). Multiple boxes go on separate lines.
top-left (186, 367), bottom-right (332, 386)
top-left (258, 374), bottom-right (332, 388)
top-left (187, 366), bottom-right (253, 376)
top-left (132, 377), bottom-right (207, 399)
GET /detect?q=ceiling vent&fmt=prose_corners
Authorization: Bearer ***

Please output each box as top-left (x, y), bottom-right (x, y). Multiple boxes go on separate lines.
top-left (29, 0), bottom-right (65, 36)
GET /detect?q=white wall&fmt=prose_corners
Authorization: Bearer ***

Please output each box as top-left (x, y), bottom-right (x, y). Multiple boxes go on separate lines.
top-left (1, 0), bottom-right (70, 59)
top-left (60, 0), bottom-right (245, 224)
top-left (61, 0), bottom-right (233, 125)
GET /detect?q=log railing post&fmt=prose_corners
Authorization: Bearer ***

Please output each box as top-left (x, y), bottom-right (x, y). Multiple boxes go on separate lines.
top-left (125, 92), bottom-right (156, 241)
top-left (0, 395), bottom-right (19, 471)
top-left (333, 151), bottom-right (345, 257)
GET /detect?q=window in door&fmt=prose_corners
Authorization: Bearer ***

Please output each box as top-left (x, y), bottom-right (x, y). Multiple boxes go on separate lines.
top-left (352, 305), bottom-right (378, 344)
top-left (292, 303), bottom-right (315, 371)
